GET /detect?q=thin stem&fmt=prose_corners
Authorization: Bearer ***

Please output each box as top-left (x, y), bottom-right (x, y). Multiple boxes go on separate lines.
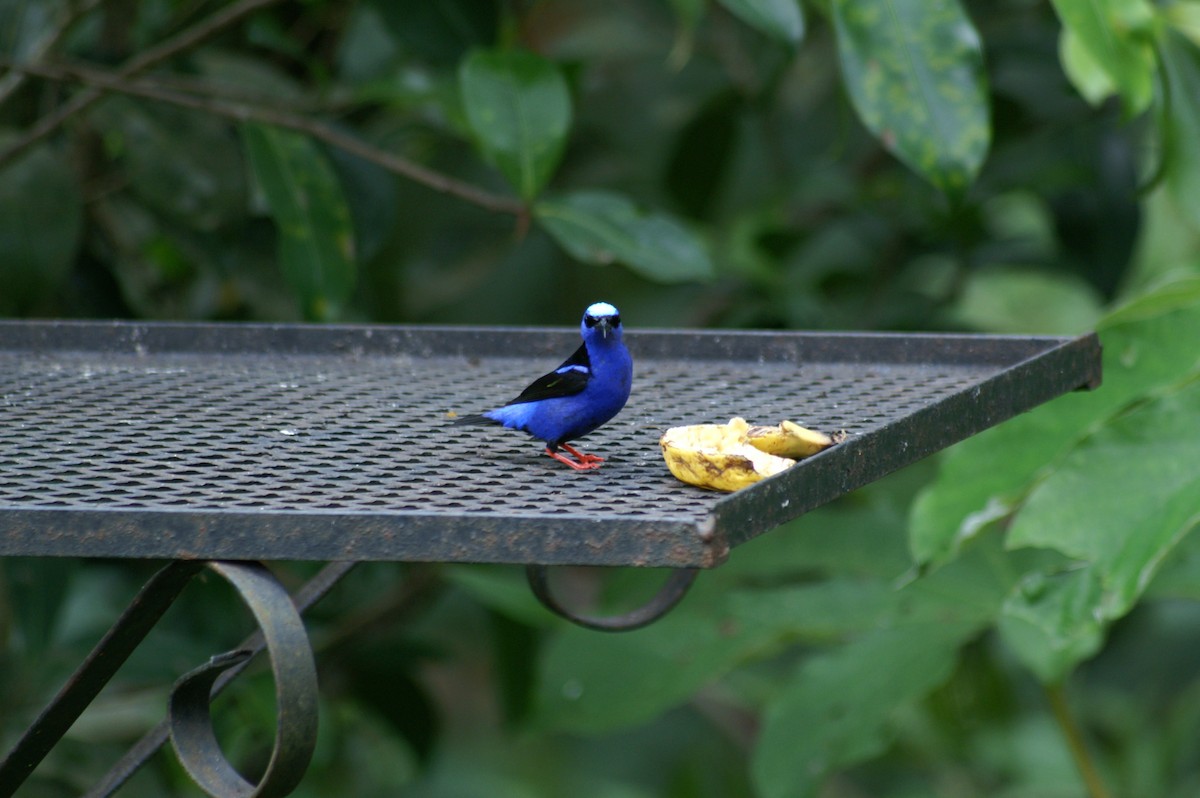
top-left (4, 59), bottom-right (526, 216)
top-left (0, 0), bottom-right (284, 169)
top-left (77, 67), bottom-right (361, 113)
top-left (1045, 681), bottom-right (1113, 798)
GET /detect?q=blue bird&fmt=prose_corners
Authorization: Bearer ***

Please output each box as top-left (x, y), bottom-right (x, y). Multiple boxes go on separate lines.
top-left (455, 302), bottom-right (633, 470)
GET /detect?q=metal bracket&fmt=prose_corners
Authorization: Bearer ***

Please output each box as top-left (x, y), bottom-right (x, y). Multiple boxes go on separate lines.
top-left (168, 561), bottom-right (319, 798)
top-left (525, 565), bottom-right (699, 631)
top-left (0, 560), bottom-right (354, 798)
top-left (0, 560), bottom-right (204, 797)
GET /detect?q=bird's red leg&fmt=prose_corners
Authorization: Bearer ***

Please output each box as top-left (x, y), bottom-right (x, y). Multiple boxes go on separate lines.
top-left (545, 447), bottom-right (603, 470)
top-left (560, 443), bottom-right (604, 464)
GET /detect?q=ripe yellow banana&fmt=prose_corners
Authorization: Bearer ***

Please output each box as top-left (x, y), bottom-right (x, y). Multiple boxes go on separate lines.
top-left (745, 419), bottom-right (836, 459)
top-left (659, 417), bottom-right (840, 492)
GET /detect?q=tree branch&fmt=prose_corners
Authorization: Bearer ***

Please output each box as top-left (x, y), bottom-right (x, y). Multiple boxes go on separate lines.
top-left (3, 59), bottom-right (527, 216)
top-left (0, 0), bottom-right (284, 169)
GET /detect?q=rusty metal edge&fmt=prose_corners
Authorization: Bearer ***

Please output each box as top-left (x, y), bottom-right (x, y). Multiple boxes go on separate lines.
top-left (0, 318), bottom-right (1075, 365)
top-left (0, 510), bottom-right (715, 567)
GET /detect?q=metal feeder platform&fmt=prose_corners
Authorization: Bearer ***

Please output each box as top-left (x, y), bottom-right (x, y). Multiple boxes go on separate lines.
top-left (0, 320), bottom-right (1102, 798)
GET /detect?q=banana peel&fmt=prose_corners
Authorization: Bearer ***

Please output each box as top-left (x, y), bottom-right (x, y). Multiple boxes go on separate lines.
top-left (660, 417), bottom-right (842, 492)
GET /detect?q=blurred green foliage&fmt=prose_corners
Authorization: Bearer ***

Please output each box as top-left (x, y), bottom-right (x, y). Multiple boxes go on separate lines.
top-left (3, 0), bottom-right (1200, 796)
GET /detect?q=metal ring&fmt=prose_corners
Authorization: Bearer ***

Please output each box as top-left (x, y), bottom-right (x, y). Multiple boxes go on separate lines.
top-left (525, 566), bottom-right (699, 632)
top-left (168, 562), bottom-right (318, 798)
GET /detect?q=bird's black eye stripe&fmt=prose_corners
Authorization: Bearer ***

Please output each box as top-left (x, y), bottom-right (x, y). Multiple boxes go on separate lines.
top-left (584, 315), bottom-right (599, 327)
top-left (584, 314), bottom-right (620, 328)
top-left (611, 314), bottom-right (621, 327)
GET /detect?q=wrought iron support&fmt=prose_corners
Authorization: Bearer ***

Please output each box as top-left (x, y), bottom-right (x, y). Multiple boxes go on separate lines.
top-left (526, 565), bottom-right (699, 632)
top-left (85, 560), bottom-right (357, 798)
top-left (0, 560), bottom-right (204, 797)
top-left (168, 561), bottom-right (317, 798)
top-left (0, 559), bottom-right (359, 798)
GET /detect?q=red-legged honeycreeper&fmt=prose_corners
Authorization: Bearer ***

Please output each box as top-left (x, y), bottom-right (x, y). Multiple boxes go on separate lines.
top-left (454, 302), bottom-right (633, 470)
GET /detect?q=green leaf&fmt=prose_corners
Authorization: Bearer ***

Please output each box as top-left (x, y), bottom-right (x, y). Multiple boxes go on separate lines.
top-left (730, 579), bottom-right (903, 641)
top-left (445, 565), bottom-right (553, 627)
top-left (535, 559), bottom-right (932, 735)
top-left (0, 0), bottom-right (59, 62)
top-left (831, 0), bottom-right (991, 195)
top-left (1, 558), bottom-right (80, 658)
top-left (1007, 380), bottom-right (1200, 619)
top-left (1049, 0), bottom-right (1157, 115)
top-left (721, 464), bottom-right (923, 582)
top-left (752, 622), bottom-right (971, 798)
top-left (534, 580), bottom-right (820, 734)
top-left (1123, 184), bottom-right (1200, 296)
top-left (241, 123), bottom-right (357, 321)
top-left (97, 99), bottom-right (247, 232)
top-left (535, 190), bottom-right (714, 282)
top-left (1160, 31), bottom-right (1200, 233)
top-left (459, 48), bottom-right (572, 201)
top-left (369, 0), bottom-right (498, 67)
top-left (950, 266), bottom-right (1105, 334)
top-left (667, 0), bottom-right (706, 68)
top-left (717, 0), bottom-right (804, 44)
top-left (910, 277), bottom-right (1200, 566)
top-left (536, 531), bottom-right (1019, 738)
top-left (1102, 274), bottom-right (1200, 325)
top-left (1165, 2), bottom-right (1200, 48)
top-left (1059, 27), bottom-right (1119, 106)
top-left (752, 534), bottom-right (1028, 798)
top-left (323, 144), bottom-right (401, 265)
top-left (0, 137), bottom-right (83, 314)
top-left (998, 567), bottom-right (1107, 684)
top-left (1147, 519), bottom-right (1200, 600)
top-left (94, 196), bottom-right (202, 319)
top-left (669, 0), bottom-right (706, 31)
top-left (193, 49), bottom-right (307, 101)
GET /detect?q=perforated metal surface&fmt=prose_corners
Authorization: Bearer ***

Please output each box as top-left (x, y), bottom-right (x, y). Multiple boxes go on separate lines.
top-left (0, 321), bottom-right (1100, 566)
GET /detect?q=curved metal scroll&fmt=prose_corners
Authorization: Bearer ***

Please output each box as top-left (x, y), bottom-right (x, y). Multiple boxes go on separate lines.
top-left (168, 561), bottom-right (318, 798)
top-left (525, 565), bottom-right (699, 632)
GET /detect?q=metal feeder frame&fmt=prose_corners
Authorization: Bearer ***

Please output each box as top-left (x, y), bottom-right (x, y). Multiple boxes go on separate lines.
top-left (0, 320), bottom-right (1102, 797)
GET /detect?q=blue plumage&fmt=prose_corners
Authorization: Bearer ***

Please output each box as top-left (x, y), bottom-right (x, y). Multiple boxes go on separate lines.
top-left (455, 302), bottom-right (633, 470)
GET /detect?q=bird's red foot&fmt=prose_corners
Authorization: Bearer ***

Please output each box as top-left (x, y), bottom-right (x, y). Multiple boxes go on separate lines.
top-left (560, 443), bottom-right (604, 464)
top-left (545, 446), bottom-right (604, 470)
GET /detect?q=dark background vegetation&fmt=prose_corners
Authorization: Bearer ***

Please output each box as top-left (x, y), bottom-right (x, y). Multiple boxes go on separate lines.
top-left (2, 0), bottom-right (1200, 796)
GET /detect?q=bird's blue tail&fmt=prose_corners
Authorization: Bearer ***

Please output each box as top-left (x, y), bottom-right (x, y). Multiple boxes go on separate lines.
top-left (451, 414), bottom-right (499, 426)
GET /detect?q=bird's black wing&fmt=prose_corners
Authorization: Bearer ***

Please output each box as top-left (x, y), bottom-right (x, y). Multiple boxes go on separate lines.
top-left (503, 342), bottom-right (592, 406)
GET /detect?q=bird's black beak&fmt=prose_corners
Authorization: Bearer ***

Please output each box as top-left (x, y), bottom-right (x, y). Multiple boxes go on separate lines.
top-left (599, 318), bottom-right (611, 339)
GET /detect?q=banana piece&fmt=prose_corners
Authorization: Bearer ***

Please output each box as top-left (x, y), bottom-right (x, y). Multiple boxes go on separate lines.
top-left (660, 417), bottom-right (798, 492)
top-left (660, 417), bottom-right (842, 492)
top-left (745, 420), bottom-right (836, 459)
